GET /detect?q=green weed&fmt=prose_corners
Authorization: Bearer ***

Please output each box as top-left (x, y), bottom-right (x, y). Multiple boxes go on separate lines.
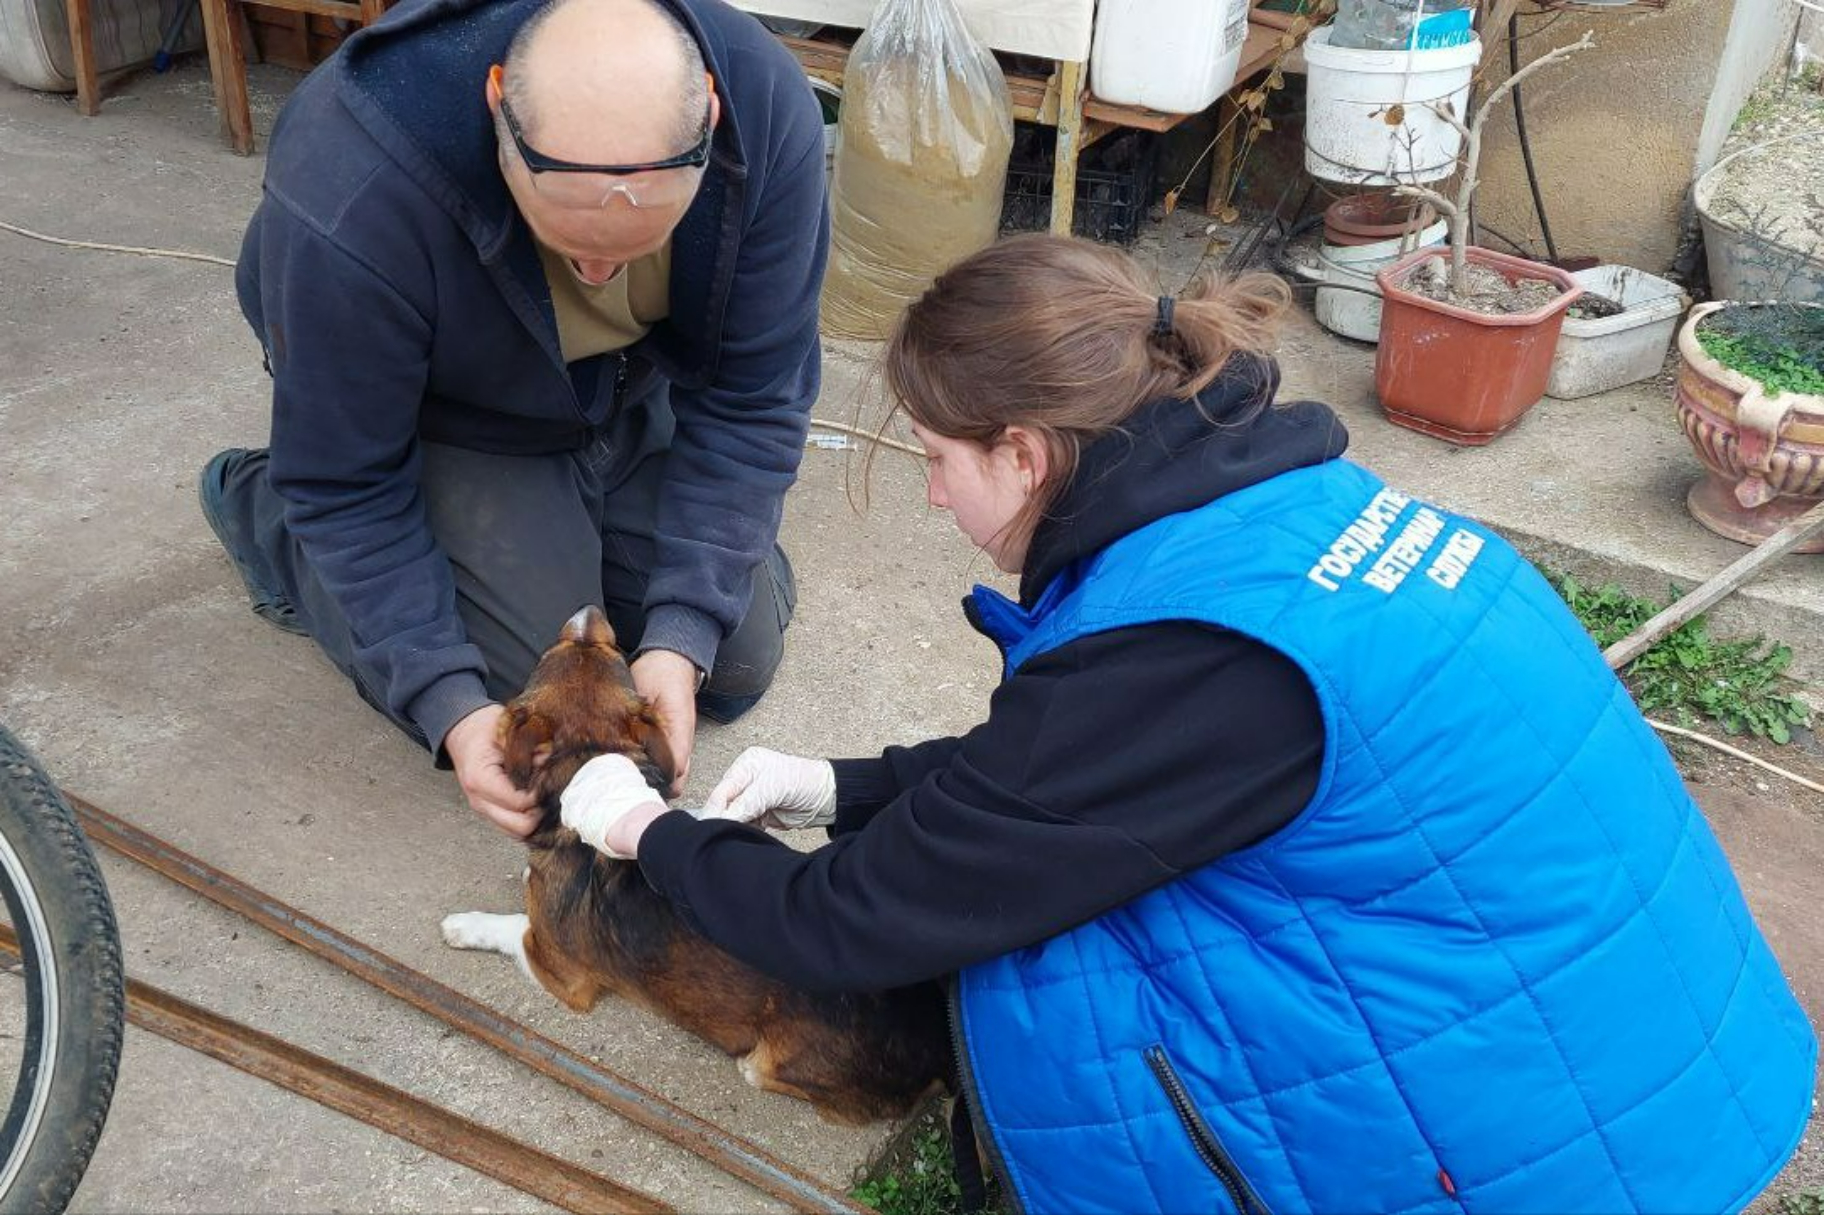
top-left (1777, 1190), bottom-right (1824, 1215)
top-left (1550, 572), bottom-right (1812, 743)
top-left (1697, 328), bottom-right (1824, 398)
top-left (1733, 91), bottom-right (1775, 132)
top-left (852, 1125), bottom-right (1004, 1215)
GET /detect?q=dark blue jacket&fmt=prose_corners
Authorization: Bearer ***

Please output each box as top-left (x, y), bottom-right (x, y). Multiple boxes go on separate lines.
top-left (235, 0), bottom-right (828, 751)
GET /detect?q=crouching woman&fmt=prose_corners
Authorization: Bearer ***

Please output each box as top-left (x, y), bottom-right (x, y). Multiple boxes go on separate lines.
top-left (560, 233), bottom-right (1817, 1215)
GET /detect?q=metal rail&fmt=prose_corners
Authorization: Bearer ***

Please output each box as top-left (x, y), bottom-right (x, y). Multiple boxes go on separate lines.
top-left (0, 923), bottom-right (670, 1215)
top-left (64, 794), bottom-right (871, 1215)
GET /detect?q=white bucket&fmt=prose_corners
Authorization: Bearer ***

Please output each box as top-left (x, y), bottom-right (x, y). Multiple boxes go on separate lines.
top-left (1091, 0), bottom-right (1251, 114)
top-left (1312, 219), bottom-right (1449, 342)
top-left (1303, 27), bottom-right (1482, 186)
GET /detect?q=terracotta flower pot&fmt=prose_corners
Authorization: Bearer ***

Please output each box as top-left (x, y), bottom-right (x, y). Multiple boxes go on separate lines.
top-left (1674, 301), bottom-right (1824, 551)
top-left (1322, 192), bottom-right (1438, 248)
top-left (1373, 246), bottom-right (1582, 445)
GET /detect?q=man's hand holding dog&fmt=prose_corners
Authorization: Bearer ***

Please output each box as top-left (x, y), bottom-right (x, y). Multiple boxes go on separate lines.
top-left (701, 747), bottom-right (836, 829)
top-left (446, 705), bottom-right (540, 837)
top-left (631, 649), bottom-right (698, 796)
top-left (561, 753), bottom-right (670, 858)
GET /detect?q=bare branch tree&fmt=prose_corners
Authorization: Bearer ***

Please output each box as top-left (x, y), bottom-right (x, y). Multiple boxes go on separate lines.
top-left (1392, 29), bottom-right (1595, 294)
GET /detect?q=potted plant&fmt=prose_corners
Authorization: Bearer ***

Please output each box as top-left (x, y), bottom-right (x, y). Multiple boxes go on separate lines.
top-left (1674, 300), bottom-right (1824, 550)
top-left (1694, 129), bottom-right (1824, 304)
top-left (1368, 30), bottom-right (1595, 445)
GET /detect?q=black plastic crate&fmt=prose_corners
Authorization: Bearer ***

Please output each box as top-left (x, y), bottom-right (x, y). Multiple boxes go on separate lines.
top-left (1001, 123), bottom-right (1159, 246)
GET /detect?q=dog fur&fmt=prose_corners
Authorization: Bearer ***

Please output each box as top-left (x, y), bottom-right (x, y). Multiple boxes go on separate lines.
top-left (441, 606), bottom-right (949, 1125)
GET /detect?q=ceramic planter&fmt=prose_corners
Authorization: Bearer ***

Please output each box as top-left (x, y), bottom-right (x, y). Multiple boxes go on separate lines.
top-left (1373, 246), bottom-right (1582, 445)
top-left (1674, 301), bottom-right (1824, 551)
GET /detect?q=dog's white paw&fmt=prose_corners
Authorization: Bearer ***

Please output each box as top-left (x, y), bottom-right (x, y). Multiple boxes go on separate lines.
top-left (738, 1052), bottom-right (764, 1090)
top-left (441, 911), bottom-right (529, 954)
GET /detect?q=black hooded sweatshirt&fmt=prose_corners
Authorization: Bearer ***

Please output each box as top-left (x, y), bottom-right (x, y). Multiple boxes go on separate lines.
top-left (638, 359), bottom-right (1350, 994)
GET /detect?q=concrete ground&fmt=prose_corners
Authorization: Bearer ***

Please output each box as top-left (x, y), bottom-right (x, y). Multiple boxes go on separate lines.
top-left (1, 55), bottom-right (1820, 1213)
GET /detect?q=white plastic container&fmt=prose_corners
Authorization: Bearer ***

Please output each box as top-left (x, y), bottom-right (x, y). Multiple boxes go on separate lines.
top-left (1302, 27), bottom-right (1481, 185)
top-left (1546, 265), bottom-right (1689, 400)
top-left (811, 78), bottom-right (841, 186)
top-left (1091, 0), bottom-right (1252, 114)
top-left (1312, 219), bottom-right (1449, 342)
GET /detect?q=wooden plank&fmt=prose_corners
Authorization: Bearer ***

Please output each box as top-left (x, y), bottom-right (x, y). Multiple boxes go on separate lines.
top-left (267, 8), bottom-right (310, 70)
top-left (64, 0), bottom-right (100, 116)
top-left (1603, 498), bottom-right (1824, 671)
top-left (1252, 6), bottom-right (1301, 30)
top-left (1206, 94), bottom-right (1241, 215)
top-left (778, 34), bottom-right (847, 83)
top-left (1048, 59), bottom-right (1085, 235)
top-left (248, 10), bottom-right (316, 69)
top-left (1082, 95), bottom-right (1186, 131)
top-left (1236, 20), bottom-right (1283, 85)
top-left (1079, 117), bottom-right (1117, 151)
top-left (779, 31), bottom-right (1198, 133)
top-left (243, 0), bottom-right (363, 22)
top-left (198, 0), bottom-right (255, 152)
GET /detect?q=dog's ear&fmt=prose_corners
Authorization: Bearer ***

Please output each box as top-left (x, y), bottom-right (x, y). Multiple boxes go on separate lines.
top-left (636, 703), bottom-right (679, 792)
top-left (498, 701), bottom-right (554, 791)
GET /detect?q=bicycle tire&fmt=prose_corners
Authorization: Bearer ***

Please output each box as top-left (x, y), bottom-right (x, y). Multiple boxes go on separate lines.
top-left (0, 725), bottom-right (125, 1214)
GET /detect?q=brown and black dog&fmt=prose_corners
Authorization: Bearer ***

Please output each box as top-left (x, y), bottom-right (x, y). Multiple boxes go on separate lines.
top-left (440, 606), bottom-right (949, 1125)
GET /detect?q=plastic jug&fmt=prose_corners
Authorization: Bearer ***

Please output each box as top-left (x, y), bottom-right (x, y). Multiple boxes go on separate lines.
top-left (1330, 0), bottom-right (1474, 51)
top-left (1090, 0), bottom-right (1253, 114)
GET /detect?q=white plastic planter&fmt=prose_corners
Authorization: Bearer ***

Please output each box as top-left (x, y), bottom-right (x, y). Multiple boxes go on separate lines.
top-left (1546, 265), bottom-right (1689, 400)
top-left (1313, 220), bottom-right (1449, 342)
top-left (1302, 27), bottom-right (1482, 185)
top-left (1091, 0), bottom-right (1252, 113)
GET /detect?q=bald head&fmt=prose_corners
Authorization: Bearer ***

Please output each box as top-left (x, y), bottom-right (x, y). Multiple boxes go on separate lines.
top-left (503, 0), bottom-right (709, 163)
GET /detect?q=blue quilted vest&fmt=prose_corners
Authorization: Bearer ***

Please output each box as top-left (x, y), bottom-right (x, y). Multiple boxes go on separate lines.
top-left (957, 459), bottom-right (1815, 1215)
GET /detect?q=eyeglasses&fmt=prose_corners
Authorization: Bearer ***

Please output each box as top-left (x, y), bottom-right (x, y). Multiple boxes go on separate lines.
top-left (496, 89), bottom-right (711, 211)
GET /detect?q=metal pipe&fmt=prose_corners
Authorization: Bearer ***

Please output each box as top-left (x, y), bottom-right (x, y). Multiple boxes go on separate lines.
top-left (64, 794), bottom-right (873, 1215)
top-left (1509, 13), bottom-right (1559, 263)
top-left (0, 923), bottom-right (670, 1215)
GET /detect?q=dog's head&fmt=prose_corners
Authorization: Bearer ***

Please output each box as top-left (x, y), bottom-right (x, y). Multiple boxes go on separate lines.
top-left (498, 605), bottom-right (677, 840)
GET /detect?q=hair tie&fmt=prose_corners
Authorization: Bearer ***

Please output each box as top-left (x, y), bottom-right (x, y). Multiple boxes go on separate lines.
top-left (1153, 295), bottom-right (1176, 339)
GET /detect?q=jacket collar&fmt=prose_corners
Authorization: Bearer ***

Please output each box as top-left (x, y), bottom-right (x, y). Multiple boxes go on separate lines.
top-left (1017, 355), bottom-right (1350, 606)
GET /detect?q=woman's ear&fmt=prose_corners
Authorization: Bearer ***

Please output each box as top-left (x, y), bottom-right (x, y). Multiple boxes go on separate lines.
top-left (1003, 426), bottom-right (1050, 496)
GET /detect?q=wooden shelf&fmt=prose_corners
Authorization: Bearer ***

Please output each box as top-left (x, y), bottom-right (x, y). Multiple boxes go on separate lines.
top-left (779, 6), bottom-right (1292, 233)
top-left (786, 14), bottom-right (1285, 133)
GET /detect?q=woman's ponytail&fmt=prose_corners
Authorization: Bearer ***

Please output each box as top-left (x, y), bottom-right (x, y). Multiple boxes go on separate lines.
top-left (1147, 272), bottom-right (1292, 398)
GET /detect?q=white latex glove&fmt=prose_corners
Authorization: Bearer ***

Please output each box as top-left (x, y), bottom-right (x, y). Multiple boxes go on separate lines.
top-left (700, 746), bottom-right (837, 829)
top-left (559, 753), bottom-right (668, 858)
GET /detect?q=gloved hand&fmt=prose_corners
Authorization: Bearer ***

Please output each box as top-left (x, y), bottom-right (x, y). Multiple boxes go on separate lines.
top-left (559, 753), bottom-right (669, 858)
top-left (700, 747), bottom-right (837, 830)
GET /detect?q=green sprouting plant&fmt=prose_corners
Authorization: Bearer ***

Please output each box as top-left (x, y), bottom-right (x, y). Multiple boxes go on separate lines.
top-left (1550, 572), bottom-right (1813, 744)
top-left (1697, 328), bottom-right (1824, 398)
top-left (852, 1125), bottom-right (1005, 1215)
top-left (1732, 90), bottom-right (1774, 133)
top-left (1776, 1190), bottom-right (1824, 1215)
